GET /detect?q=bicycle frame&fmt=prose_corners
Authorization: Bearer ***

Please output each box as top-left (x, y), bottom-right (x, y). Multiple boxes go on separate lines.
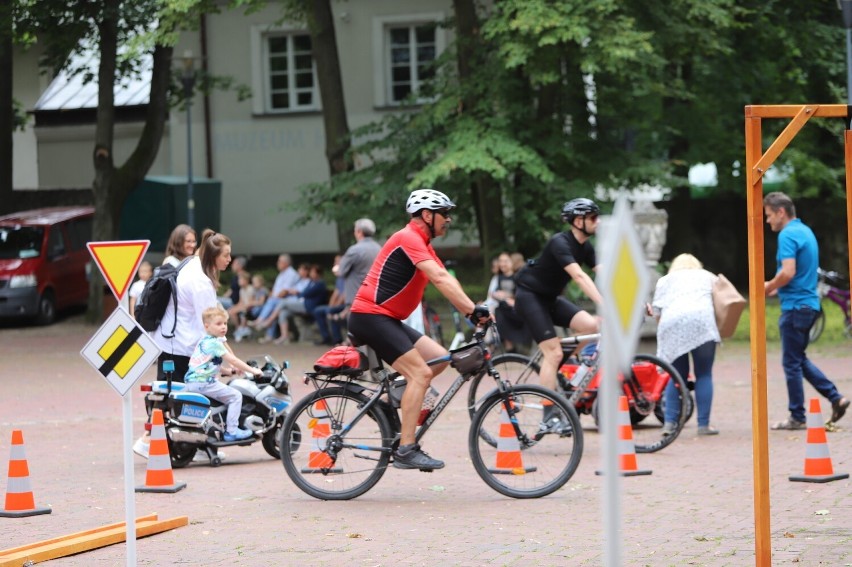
top-left (304, 329), bottom-right (513, 451)
top-left (821, 283), bottom-right (851, 326)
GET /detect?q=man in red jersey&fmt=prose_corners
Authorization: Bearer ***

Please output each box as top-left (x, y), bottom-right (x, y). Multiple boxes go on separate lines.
top-left (348, 189), bottom-right (490, 470)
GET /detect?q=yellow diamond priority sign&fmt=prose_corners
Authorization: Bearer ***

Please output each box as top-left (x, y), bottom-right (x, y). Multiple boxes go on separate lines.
top-left (81, 307), bottom-right (161, 397)
top-left (596, 197), bottom-right (650, 371)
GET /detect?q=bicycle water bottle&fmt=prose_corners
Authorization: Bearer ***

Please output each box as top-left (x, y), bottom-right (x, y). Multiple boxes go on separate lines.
top-left (389, 377), bottom-right (407, 408)
top-left (419, 386), bottom-right (439, 425)
top-left (569, 362), bottom-right (590, 388)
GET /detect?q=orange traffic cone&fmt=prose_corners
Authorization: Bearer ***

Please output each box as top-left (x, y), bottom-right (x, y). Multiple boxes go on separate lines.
top-left (596, 396), bottom-right (652, 477)
top-left (301, 399), bottom-right (342, 473)
top-left (487, 401), bottom-right (537, 475)
top-left (0, 430), bottom-right (51, 517)
top-left (135, 409), bottom-right (187, 493)
top-left (789, 398), bottom-right (849, 483)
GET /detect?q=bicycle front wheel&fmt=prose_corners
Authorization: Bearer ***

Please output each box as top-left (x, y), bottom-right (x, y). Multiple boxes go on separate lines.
top-left (280, 387), bottom-right (393, 500)
top-left (467, 353), bottom-right (540, 419)
top-left (626, 354), bottom-right (691, 453)
top-left (469, 385), bottom-right (583, 499)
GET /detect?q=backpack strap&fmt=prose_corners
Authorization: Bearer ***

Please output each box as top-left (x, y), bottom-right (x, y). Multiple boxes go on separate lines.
top-left (162, 256), bottom-right (194, 339)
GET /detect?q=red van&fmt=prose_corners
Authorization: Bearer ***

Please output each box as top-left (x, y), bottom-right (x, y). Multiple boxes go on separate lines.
top-left (0, 206), bottom-right (95, 324)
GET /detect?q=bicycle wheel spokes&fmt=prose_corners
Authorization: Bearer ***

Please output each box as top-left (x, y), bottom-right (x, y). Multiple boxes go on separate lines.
top-left (467, 353), bottom-right (540, 420)
top-left (281, 389), bottom-right (393, 500)
top-left (627, 354), bottom-right (691, 453)
top-left (469, 385), bottom-right (583, 499)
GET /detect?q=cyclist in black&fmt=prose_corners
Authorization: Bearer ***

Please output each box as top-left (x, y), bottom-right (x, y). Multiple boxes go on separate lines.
top-left (513, 198), bottom-right (603, 431)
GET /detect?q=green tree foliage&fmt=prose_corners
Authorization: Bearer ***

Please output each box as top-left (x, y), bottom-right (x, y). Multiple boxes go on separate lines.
top-left (289, 0), bottom-right (848, 259)
top-left (15, 0), bottom-right (239, 320)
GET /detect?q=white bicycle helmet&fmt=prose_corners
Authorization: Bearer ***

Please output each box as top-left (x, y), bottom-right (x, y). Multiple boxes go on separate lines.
top-left (405, 189), bottom-right (456, 215)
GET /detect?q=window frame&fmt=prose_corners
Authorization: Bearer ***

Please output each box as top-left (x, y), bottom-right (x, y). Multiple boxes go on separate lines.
top-left (371, 13), bottom-right (446, 109)
top-left (250, 25), bottom-right (321, 115)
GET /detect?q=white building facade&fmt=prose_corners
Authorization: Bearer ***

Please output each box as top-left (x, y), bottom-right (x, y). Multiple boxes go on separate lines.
top-left (14, 0), bottom-right (454, 255)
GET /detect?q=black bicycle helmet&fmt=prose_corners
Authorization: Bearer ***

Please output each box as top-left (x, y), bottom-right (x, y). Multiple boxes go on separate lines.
top-left (561, 198), bottom-right (600, 223)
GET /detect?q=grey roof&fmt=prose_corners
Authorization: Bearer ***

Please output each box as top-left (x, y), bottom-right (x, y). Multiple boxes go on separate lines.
top-left (34, 49), bottom-right (152, 111)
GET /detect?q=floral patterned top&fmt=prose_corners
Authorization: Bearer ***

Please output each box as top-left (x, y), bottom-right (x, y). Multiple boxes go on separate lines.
top-left (184, 335), bottom-right (227, 383)
top-left (651, 269), bottom-right (721, 363)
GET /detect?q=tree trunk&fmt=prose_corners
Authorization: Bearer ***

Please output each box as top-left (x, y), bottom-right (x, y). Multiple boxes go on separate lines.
top-left (0, 1), bottom-right (13, 214)
top-left (87, 3), bottom-right (172, 322)
top-left (453, 0), bottom-right (504, 267)
top-left (305, 0), bottom-right (352, 251)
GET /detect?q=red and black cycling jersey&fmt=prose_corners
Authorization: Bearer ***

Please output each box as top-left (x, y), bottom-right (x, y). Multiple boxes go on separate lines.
top-left (515, 230), bottom-right (596, 297)
top-left (351, 220), bottom-right (443, 320)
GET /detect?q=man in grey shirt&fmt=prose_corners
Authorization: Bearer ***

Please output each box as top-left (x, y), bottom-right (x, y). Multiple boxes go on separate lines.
top-left (339, 219), bottom-right (381, 304)
top-left (314, 219), bottom-right (381, 345)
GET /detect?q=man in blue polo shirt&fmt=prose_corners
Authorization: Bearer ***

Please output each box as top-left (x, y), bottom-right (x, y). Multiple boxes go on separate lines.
top-left (764, 192), bottom-right (849, 429)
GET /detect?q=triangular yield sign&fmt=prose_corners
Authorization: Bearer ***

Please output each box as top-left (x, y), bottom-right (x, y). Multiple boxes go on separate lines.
top-left (87, 240), bottom-right (150, 302)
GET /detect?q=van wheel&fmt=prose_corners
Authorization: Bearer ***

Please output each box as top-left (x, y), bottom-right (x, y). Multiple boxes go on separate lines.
top-left (35, 291), bottom-right (56, 325)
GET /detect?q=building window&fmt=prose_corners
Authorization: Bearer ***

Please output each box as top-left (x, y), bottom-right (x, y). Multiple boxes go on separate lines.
top-left (265, 33), bottom-right (317, 112)
top-left (372, 13), bottom-right (446, 108)
top-left (387, 24), bottom-right (436, 104)
top-left (251, 26), bottom-right (319, 115)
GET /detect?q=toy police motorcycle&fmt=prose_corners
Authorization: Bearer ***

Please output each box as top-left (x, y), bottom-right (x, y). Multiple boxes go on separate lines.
top-left (141, 356), bottom-right (299, 467)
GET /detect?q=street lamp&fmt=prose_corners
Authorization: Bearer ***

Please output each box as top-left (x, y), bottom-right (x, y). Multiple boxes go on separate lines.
top-left (842, 1), bottom-right (852, 105)
top-left (181, 51), bottom-right (196, 229)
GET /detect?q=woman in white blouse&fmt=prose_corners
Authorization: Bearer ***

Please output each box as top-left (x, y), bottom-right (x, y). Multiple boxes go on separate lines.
top-left (651, 253), bottom-right (721, 436)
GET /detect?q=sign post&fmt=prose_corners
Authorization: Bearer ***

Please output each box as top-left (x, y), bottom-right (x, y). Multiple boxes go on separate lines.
top-left (81, 240), bottom-right (155, 566)
top-left (595, 198), bottom-right (650, 566)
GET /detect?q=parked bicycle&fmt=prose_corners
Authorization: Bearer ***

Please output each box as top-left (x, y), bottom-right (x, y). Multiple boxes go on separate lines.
top-left (421, 298), bottom-right (445, 346)
top-left (421, 261), bottom-right (474, 350)
top-left (278, 321), bottom-right (584, 500)
top-left (466, 333), bottom-right (692, 453)
top-left (809, 268), bottom-right (852, 342)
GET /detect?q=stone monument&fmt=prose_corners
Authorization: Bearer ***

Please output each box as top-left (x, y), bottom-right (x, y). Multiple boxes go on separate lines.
top-left (631, 200), bottom-right (668, 338)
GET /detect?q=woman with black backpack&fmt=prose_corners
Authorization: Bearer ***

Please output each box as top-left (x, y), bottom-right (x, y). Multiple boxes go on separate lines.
top-left (152, 229), bottom-right (233, 382)
top-left (134, 229), bottom-right (233, 459)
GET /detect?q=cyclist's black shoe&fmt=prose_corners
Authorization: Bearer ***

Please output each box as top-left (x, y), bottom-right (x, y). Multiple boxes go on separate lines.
top-left (393, 444), bottom-right (445, 471)
top-left (538, 416), bottom-right (573, 437)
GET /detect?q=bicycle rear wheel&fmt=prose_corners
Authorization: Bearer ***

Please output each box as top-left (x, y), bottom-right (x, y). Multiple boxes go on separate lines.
top-left (809, 308), bottom-right (825, 343)
top-left (469, 385), bottom-right (583, 498)
top-left (280, 387), bottom-right (393, 500)
top-left (625, 354), bottom-right (690, 453)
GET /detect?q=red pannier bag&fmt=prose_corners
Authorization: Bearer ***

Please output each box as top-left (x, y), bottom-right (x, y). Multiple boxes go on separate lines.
top-left (313, 346), bottom-right (369, 377)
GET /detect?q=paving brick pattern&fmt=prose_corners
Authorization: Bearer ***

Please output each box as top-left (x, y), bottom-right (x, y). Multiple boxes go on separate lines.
top-left (0, 318), bottom-right (849, 565)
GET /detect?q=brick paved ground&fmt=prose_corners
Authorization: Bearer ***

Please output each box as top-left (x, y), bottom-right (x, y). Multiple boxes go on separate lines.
top-left (0, 315), bottom-right (849, 566)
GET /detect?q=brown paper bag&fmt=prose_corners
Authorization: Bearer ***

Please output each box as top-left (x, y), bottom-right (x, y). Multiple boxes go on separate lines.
top-left (712, 273), bottom-right (746, 339)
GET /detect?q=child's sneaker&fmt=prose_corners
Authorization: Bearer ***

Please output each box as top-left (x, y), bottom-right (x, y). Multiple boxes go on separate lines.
top-left (224, 428), bottom-right (253, 442)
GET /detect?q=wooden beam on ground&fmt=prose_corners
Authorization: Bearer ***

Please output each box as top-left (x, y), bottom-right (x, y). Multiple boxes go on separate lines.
top-left (0, 513), bottom-right (189, 566)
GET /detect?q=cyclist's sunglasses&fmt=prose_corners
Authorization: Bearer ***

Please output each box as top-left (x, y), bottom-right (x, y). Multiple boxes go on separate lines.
top-left (434, 209), bottom-right (452, 218)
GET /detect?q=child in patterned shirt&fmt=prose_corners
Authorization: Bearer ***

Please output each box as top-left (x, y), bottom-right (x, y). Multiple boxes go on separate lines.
top-left (184, 305), bottom-right (262, 441)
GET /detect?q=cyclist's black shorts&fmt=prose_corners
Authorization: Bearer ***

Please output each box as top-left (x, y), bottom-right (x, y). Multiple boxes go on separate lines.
top-left (348, 312), bottom-right (422, 365)
top-left (513, 287), bottom-right (584, 343)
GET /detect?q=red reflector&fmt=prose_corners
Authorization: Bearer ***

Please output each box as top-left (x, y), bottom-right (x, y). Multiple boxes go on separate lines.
top-left (144, 422), bottom-right (152, 431)
top-left (140, 384), bottom-right (152, 392)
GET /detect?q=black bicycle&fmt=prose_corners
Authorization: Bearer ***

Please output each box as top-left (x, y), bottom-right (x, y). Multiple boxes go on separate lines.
top-left (466, 333), bottom-right (692, 453)
top-left (278, 321), bottom-right (584, 500)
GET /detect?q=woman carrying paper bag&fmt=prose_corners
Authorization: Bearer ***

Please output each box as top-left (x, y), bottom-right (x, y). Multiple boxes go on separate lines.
top-left (649, 253), bottom-right (722, 436)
